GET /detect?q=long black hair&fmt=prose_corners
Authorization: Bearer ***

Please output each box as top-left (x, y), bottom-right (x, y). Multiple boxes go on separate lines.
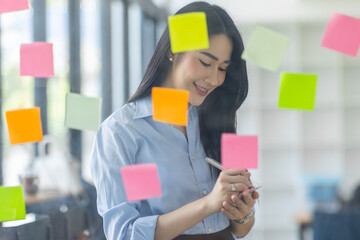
top-left (127, 2), bottom-right (248, 171)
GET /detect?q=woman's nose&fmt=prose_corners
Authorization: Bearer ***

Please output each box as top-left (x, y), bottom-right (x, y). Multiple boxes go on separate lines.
top-left (205, 68), bottom-right (220, 87)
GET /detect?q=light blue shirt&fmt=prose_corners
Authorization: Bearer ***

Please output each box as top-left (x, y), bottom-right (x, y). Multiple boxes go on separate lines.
top-left (90, 96), bottom-right (234, 240)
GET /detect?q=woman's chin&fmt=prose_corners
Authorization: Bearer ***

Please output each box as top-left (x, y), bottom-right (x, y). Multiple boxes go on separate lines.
top-left (189, 97), bottom-right (206, 106)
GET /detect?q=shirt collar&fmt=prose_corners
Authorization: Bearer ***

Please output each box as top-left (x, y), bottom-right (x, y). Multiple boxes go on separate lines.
top-left (133, 95), bottom-right (153, 119)
top-left (133, 95), bottom-right (195, 120)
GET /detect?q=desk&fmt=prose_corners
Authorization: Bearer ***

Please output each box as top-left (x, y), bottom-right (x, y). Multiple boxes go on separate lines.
top-left (25, 190), bottom-right (90, 240)
top-left (0, 214), bottom-right (52, 240)
top-left (25, 189), bottom-right (71, 205)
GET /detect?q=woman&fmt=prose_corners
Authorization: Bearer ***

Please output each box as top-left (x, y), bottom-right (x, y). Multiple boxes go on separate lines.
top-left (91, 2), bottom-right (259, 239)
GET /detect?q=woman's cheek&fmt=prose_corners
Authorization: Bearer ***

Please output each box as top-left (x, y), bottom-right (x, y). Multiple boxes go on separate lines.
top-left (218, 73), bottom-right (226, 86)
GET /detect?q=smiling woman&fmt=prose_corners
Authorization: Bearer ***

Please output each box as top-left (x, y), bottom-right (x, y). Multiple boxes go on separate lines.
top-left (90, 1), bottom-right (258, 240)
top-left (162, 34), bottom-right (233, 106)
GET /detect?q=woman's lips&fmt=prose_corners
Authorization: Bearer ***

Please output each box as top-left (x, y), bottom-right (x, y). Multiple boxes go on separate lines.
top-left (193, 82), bottom-right (209, 96)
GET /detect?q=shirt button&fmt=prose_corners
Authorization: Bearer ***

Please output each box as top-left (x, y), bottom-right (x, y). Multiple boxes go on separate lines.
top-left (191, 155), bottom-right (195, 160)
top-left (207, 228), bottom-right (212, 232)
top-left (203, 190), bottom-right (208, 195)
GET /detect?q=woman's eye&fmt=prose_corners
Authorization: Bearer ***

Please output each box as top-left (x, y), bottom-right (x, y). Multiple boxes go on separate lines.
top-left (199, 59), bottom-right (211, 67)
top-left (219, 67), bottom-right (227, 72)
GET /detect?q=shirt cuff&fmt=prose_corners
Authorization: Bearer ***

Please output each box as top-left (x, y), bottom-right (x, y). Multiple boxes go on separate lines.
top-left (131, 215), bottom-right (159, 240)
top-left (232, 233), bottom-right (244, 239)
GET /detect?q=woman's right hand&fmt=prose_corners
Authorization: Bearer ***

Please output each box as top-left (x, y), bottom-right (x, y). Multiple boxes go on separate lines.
top-left (205, 169), bottom-right (252, 214)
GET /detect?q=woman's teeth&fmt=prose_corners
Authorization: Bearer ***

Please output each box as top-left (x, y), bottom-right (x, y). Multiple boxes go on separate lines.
top-left (196, 84), bottom-right (207, 92)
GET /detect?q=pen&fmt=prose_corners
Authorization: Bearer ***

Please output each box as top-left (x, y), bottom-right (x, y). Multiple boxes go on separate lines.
top-left (205, 157), bottom-right (223, 171)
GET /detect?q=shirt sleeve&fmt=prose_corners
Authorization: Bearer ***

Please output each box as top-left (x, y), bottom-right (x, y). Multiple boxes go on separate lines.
top-left (90, 122), bottom-right (159, 240)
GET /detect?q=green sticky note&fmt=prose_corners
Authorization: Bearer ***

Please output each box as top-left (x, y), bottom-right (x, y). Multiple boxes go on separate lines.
top-left (65, 93), bottom-right (102, 131)
top-left (168, 12), bottom-right (209, 53)
top-left (278, 72), bottom-right (317, 110)
top-left (0, 186), bottom-right (26, 222)
top-left (242, 25), bottom-right (290, 71)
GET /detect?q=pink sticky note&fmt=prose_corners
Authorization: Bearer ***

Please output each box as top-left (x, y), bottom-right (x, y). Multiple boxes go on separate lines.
top-left (0, 0), bottom-right (29, 14)
top-left (20, 42), bottom-right (54, 77)
top-left (221, 134), bottom-right (258, 170)
top-left (321, 13), bottom-right (360, 57)
top-left (120, 164), bottom-right (162, 202)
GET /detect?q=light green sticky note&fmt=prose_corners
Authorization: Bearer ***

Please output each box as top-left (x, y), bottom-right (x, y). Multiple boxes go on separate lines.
top-left (168, 12), bottom-right (209, 53)
top-left (242, 25), bottom-right (290, 71)
top-left (278, 72), bottom-right (317, 110)
top-left (65, 92), bottom-right (102, 131)
top-left (0, 186), bottom-right (26, 222)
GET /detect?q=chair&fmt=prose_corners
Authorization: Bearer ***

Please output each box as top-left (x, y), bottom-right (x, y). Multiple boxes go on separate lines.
top-left (65, 205), bottom-right (90, 240)
top-left (313, 209), bottom-right (360, 240)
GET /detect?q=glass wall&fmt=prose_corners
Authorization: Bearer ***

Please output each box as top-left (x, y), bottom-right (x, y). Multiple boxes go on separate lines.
top-left (0, 0), bottom-right (166, 238)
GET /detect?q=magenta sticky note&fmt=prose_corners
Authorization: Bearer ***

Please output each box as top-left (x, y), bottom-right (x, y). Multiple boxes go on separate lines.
top-left (120, 164), bottom-right (162, 202)
top-left (20, 42), bottom-right (54, 77)
top-left (0, 0), bottom-right (29, 14)
top-left (321, 13), bottom-right (360, 57)
top-left (221, 134), bottom-right (258, 170)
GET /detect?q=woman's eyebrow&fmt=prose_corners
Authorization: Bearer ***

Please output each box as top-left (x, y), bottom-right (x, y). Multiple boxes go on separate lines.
top-left (200, 51), bottom-right (231, 64)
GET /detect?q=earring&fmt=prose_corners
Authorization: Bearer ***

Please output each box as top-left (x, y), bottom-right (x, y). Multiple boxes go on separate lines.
top-left (169, 57), bottom-right (173, 62)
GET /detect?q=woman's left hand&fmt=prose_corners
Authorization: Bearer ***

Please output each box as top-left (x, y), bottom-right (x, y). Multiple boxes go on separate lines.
top-left (221, 190), bottom-right (260, 221)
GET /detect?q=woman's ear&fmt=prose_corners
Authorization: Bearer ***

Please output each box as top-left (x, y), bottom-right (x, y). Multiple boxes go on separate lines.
top-left (167, 52), bottom-right (174, 62)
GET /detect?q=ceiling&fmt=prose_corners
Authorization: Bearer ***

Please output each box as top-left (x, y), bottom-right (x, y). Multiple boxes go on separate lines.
top-left (153, 0), bottom-right (360, 23)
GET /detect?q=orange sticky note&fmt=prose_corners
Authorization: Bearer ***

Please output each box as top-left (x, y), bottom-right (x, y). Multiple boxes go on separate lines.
top-left (0, 0), bottom-right (29, 14)
top-left (5, 107), bottom-right (43, 145)
top-left (152, 87), bottom-right (189, 126)
top-left (20, 42), bottom-right (54, 78)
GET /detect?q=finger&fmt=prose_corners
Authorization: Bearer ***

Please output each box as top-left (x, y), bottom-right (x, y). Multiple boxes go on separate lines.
top-left (232, 183), bottom-right (249, 192)
top-left (252, 191), bottom-right (260, 199)
top-left (221, 207), bottom-right (236, 220)
top-left (227, 175), bottom-right (252, 188)
top-left (222, 201), bottom-right (239, 219)
top-left (222, 169), bottom-right (248, 176)
top-left (241, 192), bottom-right (255, 206)
top-left (231, 200), bottom-right (252, 217)
top-left (230, 195), bottom-right (248, 214)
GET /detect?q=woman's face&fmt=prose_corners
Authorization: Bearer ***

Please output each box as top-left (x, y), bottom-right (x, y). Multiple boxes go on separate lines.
top-left (163, 34), bottom-right (233, 106)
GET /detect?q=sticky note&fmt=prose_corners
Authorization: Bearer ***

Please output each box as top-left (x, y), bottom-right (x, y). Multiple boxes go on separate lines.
top-left (321, 13), bottom-right (360, 57)
top-left (152, 87), bottom-right (189, 126)
top-left (221, 134), bottom-right (258, 170)
top-left (0, 186), bottom-right (26, 222)
top-left (5, 107), bottom-right (43, 145)
top-left (242, 25), bottom-right (290, 72)
top-left (278, 72), bottom-right (317, 110)
top-left (65, 93), bottom-right (102, 131)
top-left (20, 42), bottom-right (54, 77)
top-left (168, 12), bottom-right (209, 53)
top-left (0, 0), bottom-right (29, 14)
top-left (120, 164), bottom-right (162, 202)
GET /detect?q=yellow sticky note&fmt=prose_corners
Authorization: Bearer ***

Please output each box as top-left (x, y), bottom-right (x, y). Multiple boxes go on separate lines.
top-left (5, 107), bottom-right (43, 145)
top-left (168, 12), bottom-right (209, 53)
top-left (0, 186), bottom-right (26, 222)
top-left (278, 72), bottom-right (317, 110)
top-left (152, 87), bottom-right (189, 126)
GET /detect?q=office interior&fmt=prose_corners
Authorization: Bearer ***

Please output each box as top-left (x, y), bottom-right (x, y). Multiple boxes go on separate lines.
top-left (1, 0), bottom-right (360, 239)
